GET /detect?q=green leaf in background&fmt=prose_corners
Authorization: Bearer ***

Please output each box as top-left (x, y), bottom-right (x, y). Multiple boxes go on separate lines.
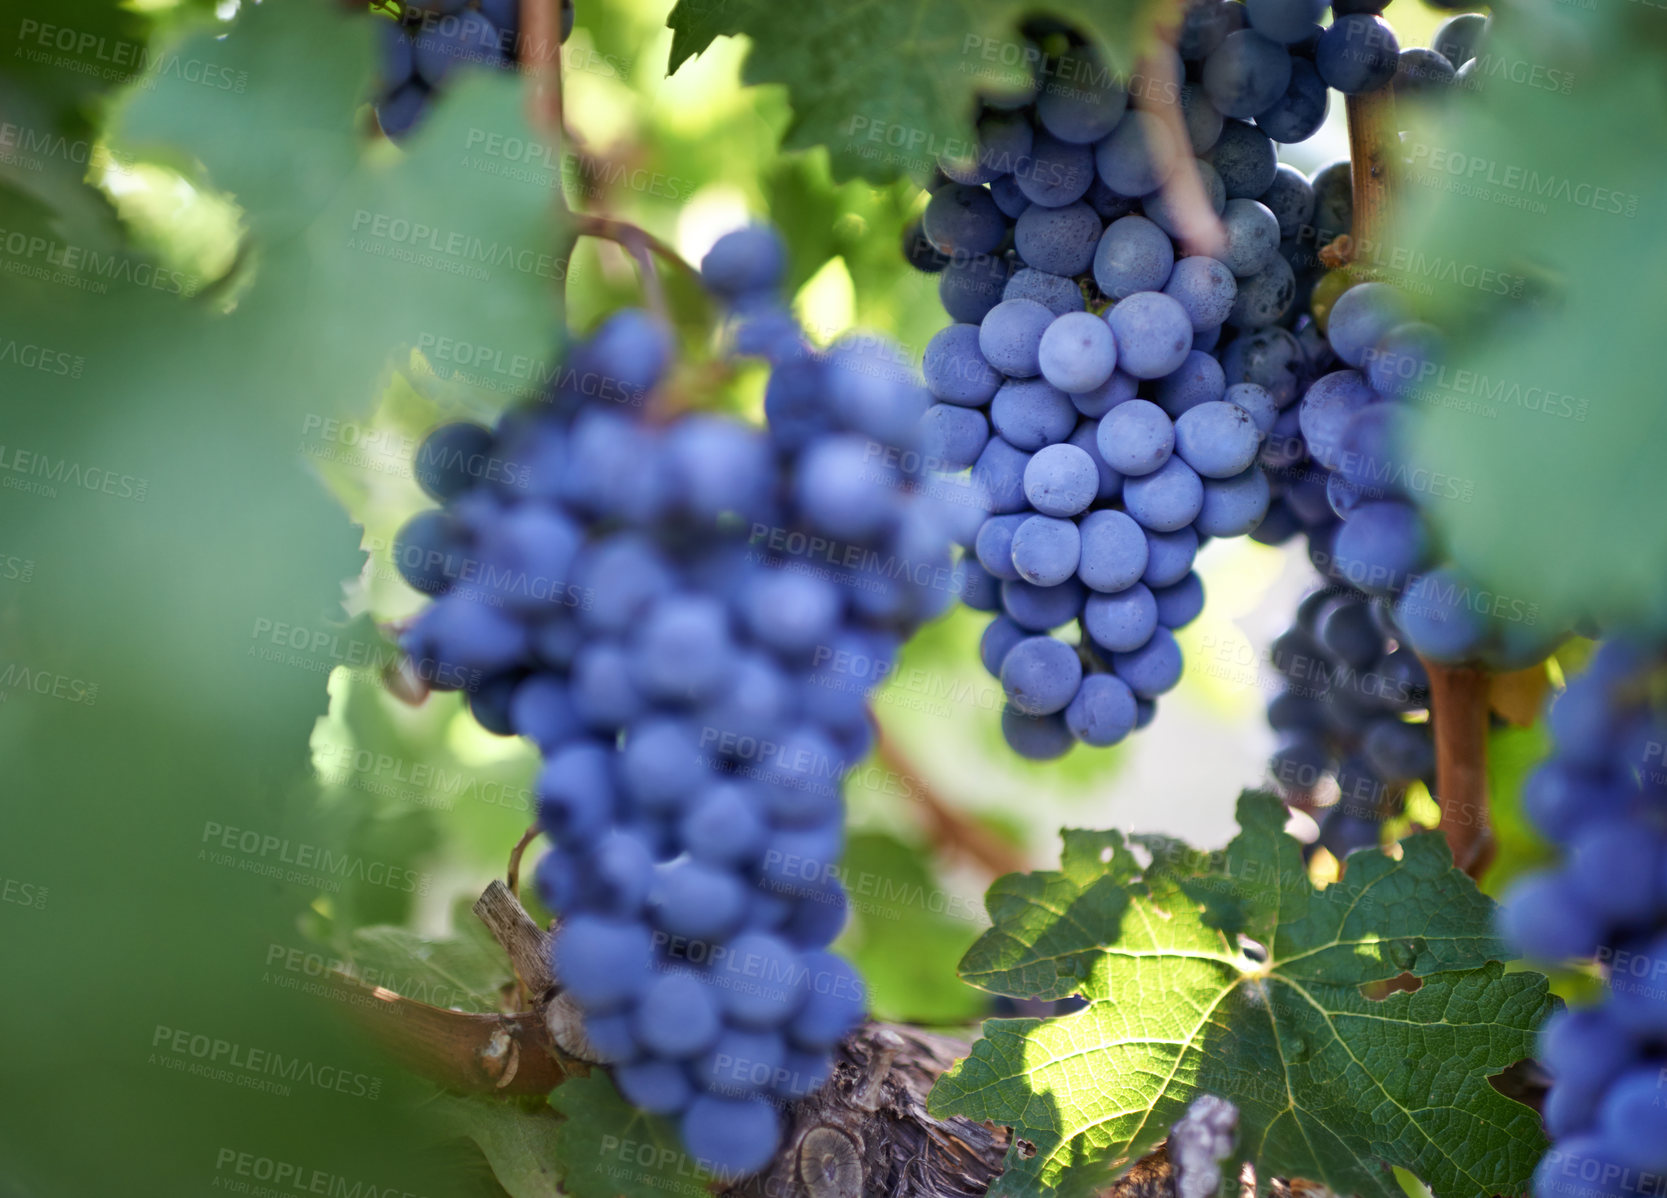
top-left (1399, 4), bottom-right (1667, 629)
top-left (111, 2), bottom-right (563, 379)
top-left (548, 1073), bottom-right (711, 1198)
top-left (346, 908), bottom-right (516, 1015)
top-left (108, 2), bottom-right (369, 236)
top-left (436, 1094), bottom-right (564, 1198)
top-left (837, 832), bottom-right (988, 1024)
top-left (666, 0), bottom-right (1171, 183)
top-left (0, 0), bottom-right (563, 1189)
top-left (930, 793), bottom-right (1552, 1198)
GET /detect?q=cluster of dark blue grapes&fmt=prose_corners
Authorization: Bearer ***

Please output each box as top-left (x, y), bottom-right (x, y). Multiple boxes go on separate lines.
top-left (1280, 276), bottom-right (1572, 671)
top-left (1223, 1), bottom-right (1483, 102)
top-left (391, 228), bottom-right (975, 1178)
top-left (903, 6), bottom-right (1415, 757)
top-left (1266, 582), bottom-right (1435, 857)
top-left (1497, 643), bottom-right (1667, 1196)
top-left (371, 0), bottom-right (574, 140)
top-left (1249, 7), bottom-right (1563, 814)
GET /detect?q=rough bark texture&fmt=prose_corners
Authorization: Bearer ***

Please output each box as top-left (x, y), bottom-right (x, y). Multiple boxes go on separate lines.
top-left (728, 1022), bottom-right (1006, 1198)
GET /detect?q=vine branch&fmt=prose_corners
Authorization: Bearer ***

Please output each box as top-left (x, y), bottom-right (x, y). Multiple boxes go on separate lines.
top-left (1135, 53), bottom-right (1226, 260)
top-left (1340, 90), bottom-right (1399, 267)
top-left (504, 823), bottom-right (540, 904)
top-left (873, 721), bottom-right (1029, 878)
top-left (571, 212), bottom-right (703, 319)
top-left (520, 0), bottom-right (564, 146)
top-left (1424, 661), bottom-right (1495, 877)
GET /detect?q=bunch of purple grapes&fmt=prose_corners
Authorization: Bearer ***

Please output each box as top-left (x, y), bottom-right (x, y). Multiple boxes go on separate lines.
top-left (371, 0), bottom-right (574, 140)
top-left (1498, 643), bottom-right (1667, 1196)
top-left (1265, 582), bottom-right (1435, 856)
top-left (1250, 7), bottom-right (1534, 821)
top-left (390, 228), bottom-right (974, 1178)
top-left (902, 7), bottom-right (1387, 756)
top-left (1280, 275), bottom-right (1573, 671)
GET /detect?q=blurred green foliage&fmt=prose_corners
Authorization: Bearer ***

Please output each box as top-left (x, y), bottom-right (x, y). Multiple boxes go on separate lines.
top-left (1402, 2), bottom-right (1667, 631)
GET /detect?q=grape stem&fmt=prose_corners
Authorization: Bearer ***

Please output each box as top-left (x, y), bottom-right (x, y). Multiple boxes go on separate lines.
top-left (1341, 90), bottom-right (1398, 266)
top-left (1136, 51), bottom-right (1226, 260)
top-left (873, 721), bottom-right (1029, 878)
top-left (572, 212), bottom-right (703, 320)
top-left (504, 822), bottom-right (540, 905)
top-left (520, 0), bottom-right (564, 148)
top-left (1422, 660), bottom-right (1495, 877)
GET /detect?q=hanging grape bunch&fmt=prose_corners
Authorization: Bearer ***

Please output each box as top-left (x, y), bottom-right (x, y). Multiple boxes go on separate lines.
top-left (390, 228), bottom-right (974, 1178)
top-left (1280, 82), bottom-right (1568, 672)
top-left (1254, 8), bottom-right (1528, 832)
top-left (902, 0), bottom-right (1408, 758)
top-left (371, 0), bottom-right (575, 139)
top-left (1265, 582), bottom-right (1435, 856)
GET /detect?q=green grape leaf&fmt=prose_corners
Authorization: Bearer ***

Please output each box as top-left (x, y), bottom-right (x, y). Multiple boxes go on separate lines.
top-left (930, 792), bottom-right (1552, 1198)
top-left (434, 1094), bottom-right (563, 1198)
top-left (549, 1074), bottom-right (711, 1198)
top-left (666, 0), bottom-right (1171, 183)
top-left (1395, 4), bottom-right (1667, 629)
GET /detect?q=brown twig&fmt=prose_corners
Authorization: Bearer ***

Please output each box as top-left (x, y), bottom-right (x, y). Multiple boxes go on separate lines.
top-left (1135, 53), bottom-right (1226, 260)
top-left (571, 213), bottom-right (700, 279)
top-left (505, 823), bottom-right (540, 904)
top-left (873, 720), bottom-right (1028, 878)
top-left (1423, 660), bottom-right (1495, 878)
top-left (570, 212), bottom-right (701, 319)
top-left (520, 0), bottom-right (564, 145)
top-left (480, 870), bottom-right (547, 1012)
top-left (1341, 90), bottom-right (1399, 266)
top-left (332, 973), bottom-right (578, 1095)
